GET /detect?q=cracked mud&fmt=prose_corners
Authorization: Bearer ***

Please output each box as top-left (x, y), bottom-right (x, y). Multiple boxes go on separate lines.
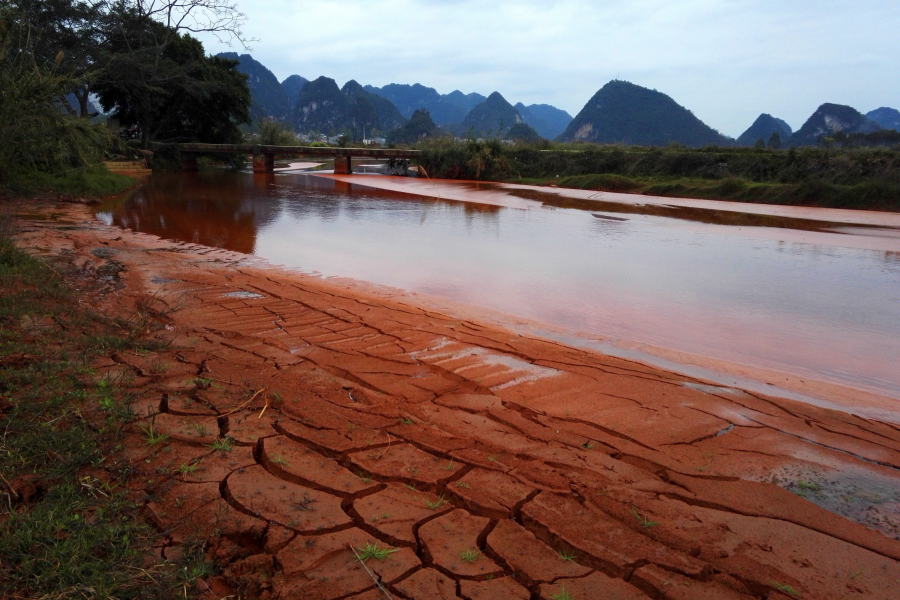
top-left (11, 202), bottom-right (900, 600)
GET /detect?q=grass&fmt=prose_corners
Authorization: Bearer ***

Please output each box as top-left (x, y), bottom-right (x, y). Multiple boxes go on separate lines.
top-left (550, 586), bottom-right (575, 600)
top-left (140, 422), bottom-right (170, 446)
top-left (18, 164), bottom-right (137, 199)
top-left (270, 454), bottom-right (289, 466)
top-left (773, 583), bottom-right (801, 596)
top-left (418, 140), bottom-right (900, 211)
top-left (460, 548), bottom-right (481, 563)
top-left (630, 506), bottom-right (659, 528)
top-left (355, 542), bottom-right (398, 562)
top-left (0, 232), bottom-right (200, 597)
top-left (424, 493), bottom-right (448, 510)
top-left (559, 551), bottom-right (577, 561)
top-left (208, 437), bottom-right (235, 452)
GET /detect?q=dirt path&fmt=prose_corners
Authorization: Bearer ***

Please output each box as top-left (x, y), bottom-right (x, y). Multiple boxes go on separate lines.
top-left (12, 201), bottom-right (900, 600)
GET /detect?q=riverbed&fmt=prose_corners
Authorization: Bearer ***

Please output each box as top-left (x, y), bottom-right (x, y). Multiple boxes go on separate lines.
top-left (95, 170), bottom-right (900, 409)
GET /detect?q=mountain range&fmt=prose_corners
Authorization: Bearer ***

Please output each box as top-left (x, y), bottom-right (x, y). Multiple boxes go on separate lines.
top-left (219, 53), bottom-right (899, 149)
top-left (293, 77), bottom-right (407, 138)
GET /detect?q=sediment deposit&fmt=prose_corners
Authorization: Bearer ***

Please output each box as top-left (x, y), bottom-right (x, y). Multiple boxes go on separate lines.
top-left (11, 201), bottom-right (900, 600)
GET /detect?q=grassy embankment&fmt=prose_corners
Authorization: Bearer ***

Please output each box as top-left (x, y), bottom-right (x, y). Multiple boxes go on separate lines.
top-left (0, 218), bottom-right (206, 598)
top-left (415, 140), bottom-right (900, 211)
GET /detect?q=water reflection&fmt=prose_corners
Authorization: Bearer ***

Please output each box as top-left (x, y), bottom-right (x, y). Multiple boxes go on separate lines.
top-left (96, 171), bottom-right (900, 399)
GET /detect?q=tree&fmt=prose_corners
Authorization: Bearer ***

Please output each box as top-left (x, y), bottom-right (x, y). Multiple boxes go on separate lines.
top-left (8, 0), bottom-right (102, 117)
top-left (768, 131), bottom-right (781, 149)
top-left (94, 23), bottom-right (249, 145)
top-left (753, 137), bottom-right (765, 149)
top-left (95, 0), bottom-right (251, 147)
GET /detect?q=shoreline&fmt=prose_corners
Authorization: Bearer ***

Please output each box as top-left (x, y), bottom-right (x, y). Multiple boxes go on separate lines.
top-left (11, 198), bottom-right (900, 599)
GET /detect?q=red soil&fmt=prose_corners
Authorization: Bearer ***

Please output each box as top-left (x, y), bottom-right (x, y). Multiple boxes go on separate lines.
top-left (10, 201), bottom-right (900, 600)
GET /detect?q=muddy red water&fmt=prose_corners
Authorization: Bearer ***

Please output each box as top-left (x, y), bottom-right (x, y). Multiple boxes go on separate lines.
top-left (95, 171), bottom-right (900, 403)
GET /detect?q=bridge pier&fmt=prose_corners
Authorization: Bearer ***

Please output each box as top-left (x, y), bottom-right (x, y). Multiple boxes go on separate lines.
top-left (181, 155), bottom-right (198, 171)
top-left (253, 153), bottom-right (275, 173)
top-left (334, 155), bottom-right (352, 175)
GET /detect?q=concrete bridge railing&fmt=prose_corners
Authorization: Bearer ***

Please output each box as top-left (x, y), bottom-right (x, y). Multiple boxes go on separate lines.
top-left (176, 143), bottom-right (421, 174)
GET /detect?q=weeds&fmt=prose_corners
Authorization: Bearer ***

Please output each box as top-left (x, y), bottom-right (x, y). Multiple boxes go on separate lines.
top-left (550, 586), bottom-right (575, 600)
top-left (630, 506), bottom-right (659, 528)
top-left (460, 548), bottom-right (481, 563)
top-left (208, 437), bottom-right (234, 452)
top-left (559, 551), bottom-right (577, 561)
top-left (0, 238), bottom-right (199, 597)
top-left (270, 454), bottom-right (289, 466)
top-left (425, 494), bottom-right (448, 510)
top-left (140, 423), bottom-right (170, 446)
top-left (355, 542), bottom-right (398, 562)
top-left (773, 583), bottom-right (801, 596)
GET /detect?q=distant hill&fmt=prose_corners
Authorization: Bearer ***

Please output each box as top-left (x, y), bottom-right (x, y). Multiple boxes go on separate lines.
top-left (505, 122), bottom-right (543, 142)
top-left (737, 114), bottom-right (793, 146)
top-left (457, 92), bottom-right (522, 137)
top-left (365, 83), bottom-right (486, 125)
top-left (867, 107), bottom-right (900, 132)
top-left (386, 109), bottom-right (441, 145)
top-left (293, 77), bottom-right (407, 137)
top-left (515, 103), bottom-right (573, 139)
top-left (217, 53), bottom-right (291, 124)
top-left (342, 80), bottom-right (407, 133)
top-left (281, 75), bottom-right (308, 112)
top-left (558, 80), bottom-right (732, 147)
top-left (790, 103), bottom-right (881, 146)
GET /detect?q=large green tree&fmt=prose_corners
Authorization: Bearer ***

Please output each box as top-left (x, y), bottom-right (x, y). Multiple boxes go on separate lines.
top-left (94, 18), bottom-right (250, 145)
top-left (94, 0), bottom-right (253, 147)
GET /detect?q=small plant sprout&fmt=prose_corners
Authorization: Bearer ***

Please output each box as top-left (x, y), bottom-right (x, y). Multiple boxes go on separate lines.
top-left (460, 548), bottom-right (481, 563)
top-left (398, 417), bottom-right (414, 425)
top-left (270, 454), bottom-right (289, 466)
top-left (550, 586), bottom-right (575, 600)
top-left (177, 462), bottom-right (199, 476)
top-left (358, 472), bottom-right (372, 483)
top-left (425, 494), bottom-right (447, 510)
top-left (559, 550), bottom-right (577, 561)
top-left (582, 441), bottom-right (596, 450)
top-left (453, 481), bottom-right (470, 489)
top-left (208, 437), bottom-right (235, 452)
top-left (443, 459), bottom-right (455, 471)
top-left (355, 542), bottom-right (398, 562)
top-left (190, 422), bottom-right (208, 437)
top-left (140, 423), bottom-right (169, 446)
top-left (630, 506), bottom-right (658, 528)
top-left (773, 583), bottom-right (800, 597)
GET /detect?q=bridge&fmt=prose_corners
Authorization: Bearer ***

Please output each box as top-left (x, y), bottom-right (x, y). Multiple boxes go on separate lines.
top-left (177, 143), bottom-right (421, 174)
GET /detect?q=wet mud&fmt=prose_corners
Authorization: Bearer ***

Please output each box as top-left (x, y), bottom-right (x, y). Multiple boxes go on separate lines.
top-left (11, 201), bottom-right (900, 600)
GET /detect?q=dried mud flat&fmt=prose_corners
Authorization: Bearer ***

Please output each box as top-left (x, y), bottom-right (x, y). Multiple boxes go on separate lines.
top-left (11, 201), bottom-right (900, 600)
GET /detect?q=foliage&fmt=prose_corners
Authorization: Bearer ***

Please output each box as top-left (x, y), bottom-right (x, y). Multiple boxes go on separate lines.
top-left (94, 15), bottom-right (250, 147)
top-left (0, 234), bottom-right (196, 598)
top-left (8, 0), bottom-right (102, 117)
top-left (0, 8), bottom-right (113, 190)
top-left (419, 140), bottom-right (900, 210)
top-left (256, 118), bottom-right (299, 145)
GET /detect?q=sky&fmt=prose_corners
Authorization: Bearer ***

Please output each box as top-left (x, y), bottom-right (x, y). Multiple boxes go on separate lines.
top-left (195, 0), bottom-right (900, 138)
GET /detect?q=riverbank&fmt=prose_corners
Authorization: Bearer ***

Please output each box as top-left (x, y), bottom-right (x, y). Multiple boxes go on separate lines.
top-left (5, 198), bottom-right (900, 599)
top-left (415, 142), bottom-right (900, 212)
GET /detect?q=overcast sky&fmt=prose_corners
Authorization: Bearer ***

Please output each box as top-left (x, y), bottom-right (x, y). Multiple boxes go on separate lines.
top-left (196, 0), bottom-right (900, 138)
